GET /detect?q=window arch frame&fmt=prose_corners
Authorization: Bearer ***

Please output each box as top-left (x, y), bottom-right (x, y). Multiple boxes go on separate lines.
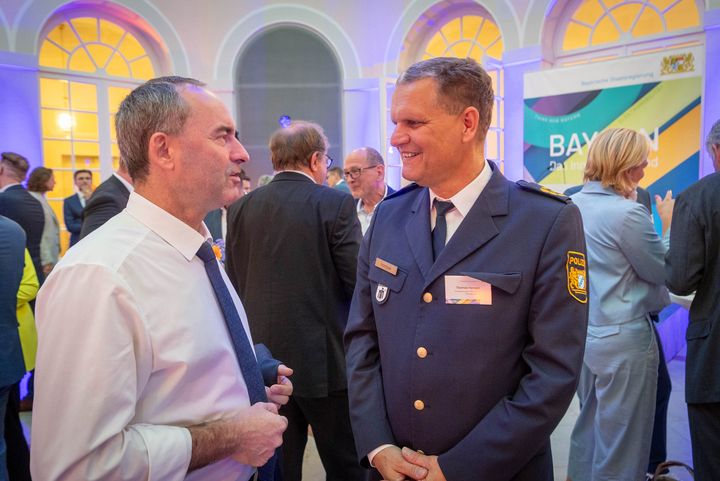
top-left (37, 6), bottom-right (166, 252)
top-left (548, 0), bottom-right (705, 67)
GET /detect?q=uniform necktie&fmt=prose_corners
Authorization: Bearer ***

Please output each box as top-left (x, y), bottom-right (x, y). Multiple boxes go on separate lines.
top-left (432, 200), bottom-right (455, 261)
top-left (196, 241), bottom-right (266, 403)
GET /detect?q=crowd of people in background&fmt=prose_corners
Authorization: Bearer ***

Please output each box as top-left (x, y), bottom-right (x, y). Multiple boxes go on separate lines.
top-left (0, 57), bottom-right (719, 481)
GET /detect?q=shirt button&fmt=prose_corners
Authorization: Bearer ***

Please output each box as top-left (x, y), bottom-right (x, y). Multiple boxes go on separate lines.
top-left (414, 400), bottom-right (425, 411)
top-left (423, 292), bottom-right (433, 303)
top-left (416, 347), bottom-right (428, 358)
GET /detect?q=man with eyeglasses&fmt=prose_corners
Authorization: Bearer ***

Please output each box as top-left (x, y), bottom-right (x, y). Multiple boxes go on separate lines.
top-left (343, 147), bottom-right (395, 234)
top-left (226, 120), bottom-right (365, 481)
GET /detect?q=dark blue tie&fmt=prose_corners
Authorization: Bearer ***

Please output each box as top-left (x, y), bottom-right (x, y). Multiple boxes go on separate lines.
top-left (196, 242), bottom-right (280, 480)
top-left (432, 200), bottom-right (455, 261)
top-left (196, 241), bottom-right (267, 403)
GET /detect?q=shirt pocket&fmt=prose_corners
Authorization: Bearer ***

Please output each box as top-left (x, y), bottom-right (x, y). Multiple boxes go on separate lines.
top-left (460, 271), bottom-right (522, 295)
top-left (587, 325), bottom-right (621, 339)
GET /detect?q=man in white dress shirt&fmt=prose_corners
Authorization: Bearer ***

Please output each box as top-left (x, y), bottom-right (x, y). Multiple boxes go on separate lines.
top-left (31, 76), bottom-right (292, 481)
top-left (343, 147), bottom-right (394, 234)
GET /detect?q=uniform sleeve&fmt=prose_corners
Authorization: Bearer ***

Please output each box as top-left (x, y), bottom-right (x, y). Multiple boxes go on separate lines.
top-left (330, 194), bottom-right (362, 300)
top-left (619, 203), bottom-right (667, 283)
top-left (31, 264), bottom-right (192, 481)
top-left (439, 203), bottom-right (589, 478)
top-left (665, 194), bottom-right (704, 295)
top-left (344, 210), bottom-right (396, 466)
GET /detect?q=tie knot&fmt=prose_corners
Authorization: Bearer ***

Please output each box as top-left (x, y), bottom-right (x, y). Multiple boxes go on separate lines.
top-left (434, 199), bottom-right (455, 217)
top-left (196, 241), bottom-right (216, 263)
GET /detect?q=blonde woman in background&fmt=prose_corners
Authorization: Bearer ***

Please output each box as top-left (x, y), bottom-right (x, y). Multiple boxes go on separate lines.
top-left (27, 167), bottom-right (59, 276)
top-left (567, 128), bottom-right (672, 481)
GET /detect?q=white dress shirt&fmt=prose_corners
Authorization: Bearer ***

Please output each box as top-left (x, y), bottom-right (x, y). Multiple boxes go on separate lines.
top-left (32, 192), bottom-right (255, 481)
top-left (357, 184), bottom-right (389, 235)
top-left (429, 159), bottom-right (493, 244)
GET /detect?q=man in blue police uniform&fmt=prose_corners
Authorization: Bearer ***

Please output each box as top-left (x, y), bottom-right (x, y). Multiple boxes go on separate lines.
top-left (344, 57), bottom-right (589, 481)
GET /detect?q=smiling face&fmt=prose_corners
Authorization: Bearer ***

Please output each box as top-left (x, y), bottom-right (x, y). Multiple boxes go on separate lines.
top-left (390, 78), bottom-right (482, 197)
top-left (173, 87), bottom-right (249, 212)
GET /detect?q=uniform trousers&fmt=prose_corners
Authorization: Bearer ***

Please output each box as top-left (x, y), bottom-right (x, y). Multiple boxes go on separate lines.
top-left (568, 316), bottom-right (658, 481)
top-left (280, 389), bottom-right (367, 481)
top-left (687, 402), bottom-right (720, 481)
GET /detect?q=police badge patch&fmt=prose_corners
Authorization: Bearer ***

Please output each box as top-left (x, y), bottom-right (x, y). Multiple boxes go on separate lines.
top-left (376, 284), bottom-right (389, 304)
top-left (566, 251), bottom-right (587, 304)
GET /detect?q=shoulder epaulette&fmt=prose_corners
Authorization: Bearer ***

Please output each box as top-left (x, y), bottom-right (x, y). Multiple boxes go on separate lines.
top-left (516, 180), bottom-right (571, 203)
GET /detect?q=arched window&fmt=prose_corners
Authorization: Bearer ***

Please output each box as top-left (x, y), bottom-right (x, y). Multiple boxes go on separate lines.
top-left (554, 0), bottom-right (702, 66)
top-left (398, 8), bottom-right (505, 168)
top-left (38, 13), bottom-right (160, 251)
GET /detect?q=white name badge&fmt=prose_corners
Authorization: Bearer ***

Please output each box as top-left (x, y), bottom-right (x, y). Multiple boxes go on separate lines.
top-left (445, 275), bottom-right (492, 305)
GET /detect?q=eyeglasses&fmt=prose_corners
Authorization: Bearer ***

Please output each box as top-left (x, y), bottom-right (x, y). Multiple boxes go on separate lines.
top-left (324, 154), bottom-right (334, 168)
top-left (343, 165), bottom-right (377, 180)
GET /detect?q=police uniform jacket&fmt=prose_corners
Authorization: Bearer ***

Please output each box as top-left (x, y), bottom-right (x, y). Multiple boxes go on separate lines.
top-left (345, 162), bottom-right (589, 481)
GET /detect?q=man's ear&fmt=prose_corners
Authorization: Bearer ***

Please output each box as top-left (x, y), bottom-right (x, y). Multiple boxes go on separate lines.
top-left (461, 106), bottom-right (480, 143)
top-left (309, 151), bottom-right (321, 172)
top-left (148, 132), bottom-right (174, 171)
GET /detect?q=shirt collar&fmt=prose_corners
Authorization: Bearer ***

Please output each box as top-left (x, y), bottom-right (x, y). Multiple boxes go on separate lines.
top-left (429, 158), bottom-right (492, 217)
top-left (125, 192), bottom-right (209, 262)
top-left (113, 172), bottom-right (134, 192)
top-left (357, 184), bottom-right (388, 213)
top-left (0, 182), bottom-right (20, 193)
top-left (282, 169), bottom-right (317, 184)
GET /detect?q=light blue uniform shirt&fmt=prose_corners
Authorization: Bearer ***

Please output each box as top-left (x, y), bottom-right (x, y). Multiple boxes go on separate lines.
top-left (571, 181), bottom-right (669, 326)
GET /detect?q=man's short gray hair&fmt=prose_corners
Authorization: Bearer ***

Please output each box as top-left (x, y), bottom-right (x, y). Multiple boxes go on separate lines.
top-left (397, 57), bottom-right (494, 142)
top-left (363, 147), bottom-right (385, 166)
top-left (706, 119), bottom-right (720, 155)
top-left (116, 76), bottom-right (205, 183)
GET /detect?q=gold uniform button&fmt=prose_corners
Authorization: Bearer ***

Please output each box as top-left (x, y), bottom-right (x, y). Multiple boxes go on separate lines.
top-left (414, 400), bottom-right (425, 411)
top-left (416, 347), bottom-right (428, 358)
top-left (423, 292), bottom-right (433, 303)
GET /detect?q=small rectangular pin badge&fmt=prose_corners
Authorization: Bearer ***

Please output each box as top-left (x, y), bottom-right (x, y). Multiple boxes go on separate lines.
top-left (374, 257), bottom-right (398, 276)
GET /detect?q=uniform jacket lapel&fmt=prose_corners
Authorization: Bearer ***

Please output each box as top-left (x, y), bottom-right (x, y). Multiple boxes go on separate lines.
top-left (426, 167), bottom-right (509, 287)
top-left (405, 188), bottom-right (434, 282)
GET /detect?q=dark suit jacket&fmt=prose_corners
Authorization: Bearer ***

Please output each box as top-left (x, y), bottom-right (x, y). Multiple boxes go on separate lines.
top-left (345, 163), bottom-right (588, 480)
top-left (63, 194), bottom-right (84, 246)
top-left (80, 175), bottom-right (130, 240)
top-left (0, 184), bottom-right (45, 282)
top-left (665, 171), bottom-right (720, 404)
top-left (0, 216), bottom-right (27, 387)
top-left (226, 172), bottom-right (362, 398)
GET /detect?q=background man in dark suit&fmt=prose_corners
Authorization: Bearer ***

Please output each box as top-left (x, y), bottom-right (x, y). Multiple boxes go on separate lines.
top-left (79, 164), bottom-right (132, 240)
top-left (0, 216), bottom-right (27, 481)
top-left (664, 119), bottom-right (720, 481)
top-left (344, 58), bottom-right (588, 481)
top-left (63, 169), bottom-right (93, 247)
top-left (343, 147), bottom-right (395, 234)
top-left (0, 152), bottom-right (45, 284)
top-left (226, 121), bottom-right (365, 481)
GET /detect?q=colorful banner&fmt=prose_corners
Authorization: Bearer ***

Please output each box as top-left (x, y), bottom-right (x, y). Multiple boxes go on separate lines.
top-left (523, 47), bottom-right (703, 213)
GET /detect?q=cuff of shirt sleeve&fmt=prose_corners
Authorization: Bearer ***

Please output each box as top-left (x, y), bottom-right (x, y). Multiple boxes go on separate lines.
top-left (368, 444), bottom-right (395, 467)
top-left (132, 424), bottom-right (193, 481)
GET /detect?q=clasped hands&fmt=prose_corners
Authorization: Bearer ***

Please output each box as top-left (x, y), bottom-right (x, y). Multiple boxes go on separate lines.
top-left (374, 445), bottom-right (447, 481)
